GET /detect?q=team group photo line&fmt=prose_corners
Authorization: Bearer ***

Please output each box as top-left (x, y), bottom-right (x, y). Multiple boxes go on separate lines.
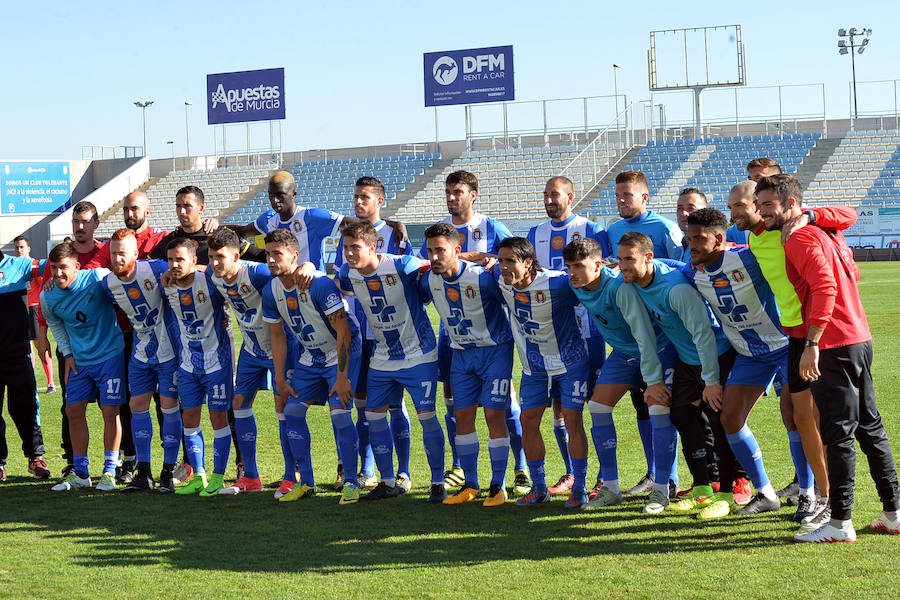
top-left (1, 156), bottom-right (897, 545)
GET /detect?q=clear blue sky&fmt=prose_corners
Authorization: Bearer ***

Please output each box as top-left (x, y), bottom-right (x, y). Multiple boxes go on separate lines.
top-left (2, 1), bottom-right (898, 160)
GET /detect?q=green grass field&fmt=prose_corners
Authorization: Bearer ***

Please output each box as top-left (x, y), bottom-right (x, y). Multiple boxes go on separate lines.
top-left (1, 263), bottom-right (899, 599)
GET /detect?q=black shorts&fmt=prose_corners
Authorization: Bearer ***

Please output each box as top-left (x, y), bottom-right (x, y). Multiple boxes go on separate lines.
top-left (672, 348), bottom-right (737, 408)
top-left (787, 336), bottom-right (810, 393)
top-left (27, 305), bottom-right (38, 341)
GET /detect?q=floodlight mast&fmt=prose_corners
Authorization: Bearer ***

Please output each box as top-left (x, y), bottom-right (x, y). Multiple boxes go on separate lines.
top-left (838, 27), bottom-right (872, 121)
top-left (134, 100), bottom-right (154, 157)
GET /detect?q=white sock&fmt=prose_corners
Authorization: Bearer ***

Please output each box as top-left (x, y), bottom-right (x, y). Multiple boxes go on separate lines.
top-left (831, 518), bottom-right (853, 531)
top-left (383, 477), bottom-right (396, 486)
top-left (759, 483), bottom-right (776, 500)
top-left (799, 486), bottom-right (814, 499)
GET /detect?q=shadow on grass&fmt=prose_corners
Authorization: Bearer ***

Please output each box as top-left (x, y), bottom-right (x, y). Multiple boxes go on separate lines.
top-left (0, 477), bottom-right (804, 574)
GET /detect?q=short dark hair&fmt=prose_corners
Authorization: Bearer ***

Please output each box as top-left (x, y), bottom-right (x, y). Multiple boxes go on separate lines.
top-left (445, 170), bottom-right (478, 193)
top-left (339, 218), bottom-right (377, 245)
top-left (72, 200), bottom-right (99, 223)
top-left (166, 237), bottom-right (196, 256)
top-left (497, 237), bottom-right (540, 275)
top-left (355, 176), bottom-right (385, 198)
top-left (176, 185), bottom-right (205, 203)
top-left (679, 187), bottom-right (708, 204)
top-left (755, 174), bottom-right (803, 208)
top-left (615, 170), bottom-right (649, 191)
top-left (207, 228), bottom-right (241, 252)
top-left (746, 157), bottom-right (782, 173)
top-left (423, 222), bottom-right (460, 244)
top-left (547, 175), bottom-right (574, 194)
top-left (562, 237), bottom-right (605, 263)
top-left (12, 235), bottom-right (30, 248)
top-left (48, 241), bottom-right (78, 263)
top-left (264, 228), bottom-right (300, 252)
top-left (686, 207), bottom-right (728, 231)
top-left (617, 231), bottom-right (653, 254)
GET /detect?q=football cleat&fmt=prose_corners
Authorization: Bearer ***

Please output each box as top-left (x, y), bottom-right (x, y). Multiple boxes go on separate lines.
top-left (443, 486), bottom-right (480, 505)
top-left (483, 485), bottom-right (507, 507)
top-left (512, 469), bottom-right (531, 496)
top-left (219, 476), bottom-right (262, 495)
top-left (582, 486), bottom-right (623, 510)
top-left (514, 489), bottom-right (551, 507)
top-left (733, 492), bottom-right (780, 516)
top-left (334, 463), bottom-right (345, 490)
top-left (870, 512), bottom-right (900, 535)
top-left (794, 522), bottom-right (856, 543)
top-left (443, 466), bottom-right (465, 488)
top-left (120, 472), bottom-right (155, 493)
top-left (157, 470), bottom-right (175, 494)
top-left (625, 471), bottom-right (654, 495)
top-left (565, 488), bottom-right (588, 509)
top-left (698, 495), bottom-right (734, 520)
top-left (792, 494), bottom-right (816, 523)
top-left (548, 473), bottom-right (574, 495)
top-left (357, 472), bottom-right (378, 490)
top-left (278, 484), bottom-right (316, 502)
top-left (174, 473), bottom-right (208, 495)
top-left (669, 488), bottom-right (715, 512)
top-left (51, 472), bottom-right (91, 491)
top-left (28, 457), bottom-right (51, 480)
top-left (172, 461), bottom-right (194, 485)
top-left (359, 481), bottom-right (400, 502)
top-left (732, 477), bottom-right (752, 505)
top-left (642, 489), bottom-right (669, 514)
top-left (799, 503), bottom-right (831, 532)
top-left (274, 479), bottom-right (296, 499)
top-left (96, 472), bottom-right (117, 492)
top-left (198, 474), bottom-right (226, 497)
top-left (396, 473), bottom-right (412, 494)
top-left (427, 483), bottom-right (448, 503)
top-left (340, 484), bottom-right (360, 505)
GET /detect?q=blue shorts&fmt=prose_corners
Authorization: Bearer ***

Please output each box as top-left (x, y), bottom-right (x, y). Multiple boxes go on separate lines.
top-left (449, 344), bottom-right (514, 411)
top-left (129, 357), bottom-right (178, 398)
top-left (66, 355), bottom-right (125, 406)
top-left (178, 367), bottom-right (233, 412)
top-left (289, 352), bottom-right (362, 409)
top-left (520, 359), bottom-right (591, 412)
top-left (596, 344), bottom-right (678, 389)
top-left (234, 347), bottom-right (273, 400)
top-left (367, 361), bottom-right (439, 412)
top-left (356, 339), bottom-right (375, 395)
top-left (726, 345), bottom-right (789, 390)
top-left (437, 326), bottom-right (452, 383)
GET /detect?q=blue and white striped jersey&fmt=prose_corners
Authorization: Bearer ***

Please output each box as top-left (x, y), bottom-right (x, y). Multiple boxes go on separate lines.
top-left (570, 266), bottom-right (665, 384)
top-left (420, 260), bottom-right (513, 350)
top-left (338, 254), bottom-right (436, 370)
top-left (681, 247), bottom-right (787, 357)
top-left (418, 212), bottom-right (512, 258)
top-left (209, 260), bottom-right (273, 360)
top-left (628, 260), bottom-right (731, 385)
top-left (254, 205), bottom-right (343, 270)
top-left (498, 269), bottom-right (588, 376)
top-left (262, 272), bottom-right (359, 368)
top-left (336, 220), bottom-right (413, 341)
top-left (527, 214), bottom-right (612, 270)
top-left (101, 259), bottom-right (178, 365)
top-left (163, 270), bottom-right (231, 374)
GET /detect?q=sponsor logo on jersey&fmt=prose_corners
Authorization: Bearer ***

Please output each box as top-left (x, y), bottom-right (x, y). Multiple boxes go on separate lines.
top-left (180, 293), bottom-right (193, 306)
top-left (465, 285), bottom-right (476, 299)
top-left (286, 295), bottom-right (298, 309)
top-left (127, 287), bottom-right (141, 300)
top-left (227, 288), bottom-right (239, 297)
top-left (367, 279), bottom-right (381, 291)
top-left (458, 233), bottom-right (466, 246)
top-left (446, 287), bottom-right (460, 302)
top-left (325, 292), bottom-right (340, 307)
top-left (714, 277), bottom-right (730, 288)
top-left (551, 236), bottom-right (565, 250)
top-left (514, 292), bottom-right (529, 303)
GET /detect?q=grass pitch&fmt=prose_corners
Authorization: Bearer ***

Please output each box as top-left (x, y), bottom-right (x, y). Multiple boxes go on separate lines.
top-left (1, 263), bottom-right (898, 598)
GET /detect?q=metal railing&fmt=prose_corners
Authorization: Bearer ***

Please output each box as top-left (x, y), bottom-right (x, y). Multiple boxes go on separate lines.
top-left (561, 102), bottom-right (636, 212)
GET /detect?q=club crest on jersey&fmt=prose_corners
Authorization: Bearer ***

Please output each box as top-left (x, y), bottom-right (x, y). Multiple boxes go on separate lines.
top-left (572, 231), bottom-right (581, 241)
top-left (551, 236), bottom-right (565, 250)
top-left (240, 283), bottom-right (251, 295)
top-left (143, 279), bottom-right (154, 291)
top-left (127, 287), bottom-right (141, 300)
top-left (472, 228), bottom-right (483, 241)
top-left (714, 277), bottom-right (730, 288)
top-left (446, 287), bottom-right (460, 302)
top-left (292, 220), bottom-right (303, 233)
top-left (376, 236), bottom-right (385, 250)
top-left (0, 270), bottom-right (5, 281)
top-left (465, 285), bottom-right (476, 299)
top-left (535, 291), bottom-right (546, 303)
top-left (197, 290), bottom-right (207, 303)
top-left (286, 295), bottom-right (299, 309)
top-left (298, 291), bottom-right (308, 303)
top-left (180, 293), bottom-right (193, 306)
top-left (367, 279), bottom-right (381, 291)
top-left (730, 269), bottom-right (745, 283)
top-left (385, 274), bottom-right (397, 287)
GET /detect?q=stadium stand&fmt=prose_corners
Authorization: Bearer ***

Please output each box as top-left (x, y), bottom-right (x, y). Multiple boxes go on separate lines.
top-left (95, 165), bottom-right (272, 237)
top-left (224, 153), bottom-right (438, 225)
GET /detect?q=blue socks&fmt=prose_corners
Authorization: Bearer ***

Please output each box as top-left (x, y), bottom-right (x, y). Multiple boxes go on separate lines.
top-left (571, 457), bottom-right (588, 493)
top-left (276, 412), bottom-right (296, 482)
top-left (103, 450), bottom-right (119, 476)
top-left (787, 429), bottom-right (814, 490)
top-left (553, 419), bottom-right (572, 474)
top-left (366, 411), bottom-right (395, 483)
top-left (637, 417), bottom-right (655, 478)
top-left (74, 453), bottom-right (89, 479)
top-left (183, 426), bottom-right (205, 474)
top-left (455, 431), bottom-right (479, 489)
top-left (284, 402), bottom-right (314, 486)
top-left (233, 407), bottom-right (258, 479)
top-left (590, 403), bottom-right (618, 484)
top-left (506, 395), bottom-right (526, 470)
top-left (161, 406), bottom-right (182, 466)
top-left (649, 407), bottom-right (677, 488)
top-left (418, 411), bottom-right (446, 485)
top-left (727, 425), bottom-right (771, 490)
top-left (527, 459), bottom-right (547, 494)
top-left (212, 425), bottom-right (231, 476)
top-left (131, 409), bottom-right (153, 466)
top-left (331, 409), bottom-right (358, 485)
top-left (356, 405), bottom-right (374, 478)
top-left (488, 437), bottom-right (510, 488)
top-left (444, 398), bottom-right (459, 468)
top-left (390, 404), bottom-right (411, 476)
